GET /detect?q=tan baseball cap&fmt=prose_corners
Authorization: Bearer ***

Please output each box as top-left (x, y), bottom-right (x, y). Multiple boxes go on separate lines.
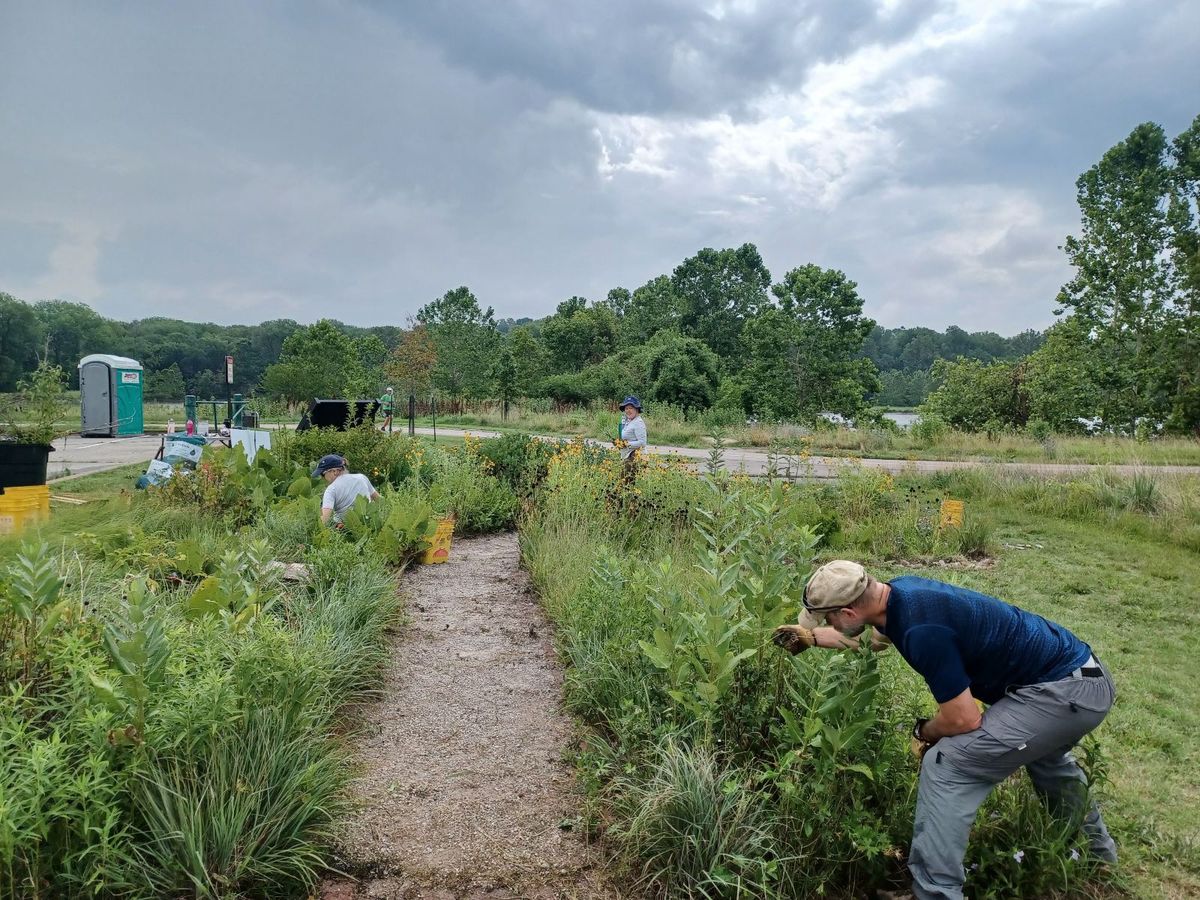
top-left (802, 560), bottom-right (869, 620)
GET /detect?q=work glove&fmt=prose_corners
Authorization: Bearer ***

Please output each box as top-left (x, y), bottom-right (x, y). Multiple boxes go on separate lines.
top-left (772, 625), bottom-right (816, 655)
top-left (910, 717), bottom-right (932, 760)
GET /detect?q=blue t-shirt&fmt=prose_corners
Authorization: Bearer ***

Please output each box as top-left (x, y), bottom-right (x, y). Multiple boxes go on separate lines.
top-left (880, 576), bottom-right (1091, 705)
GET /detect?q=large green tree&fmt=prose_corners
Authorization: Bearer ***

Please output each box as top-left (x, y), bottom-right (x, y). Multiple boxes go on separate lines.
top-left (1056, 122), bottom-right (1177, 428)
top-left (921, 358), bottom-right (1029, 431)
top-left (618, 276), bottom-right (682, 348)
top-left (742, 265), bottom-right (878, 420)
top-left (671, 244), bottom-right (771, 363)
top-left (506, 326), bottom-right (551, 397)
top-left (144, 364), bottom-right (187, 402)
top-left (34, 300), bottom-right (116, 385)
top-left (385, 324), bottom-right (438, 399)
top-left (417, 287), bottom-right (500, 397)
top-left (259, 319), bottom-right (362, 403)
top-left (1166, 115), bottom-right (1200, 433)
top-left (0, 293), bottom-right (44, 391)
top-left (644, 330), bottom-right (720, 412)
top-left (540, 297), bottom-right (618, 372)
top-left (1023, 319), bottom-right (1103, 429)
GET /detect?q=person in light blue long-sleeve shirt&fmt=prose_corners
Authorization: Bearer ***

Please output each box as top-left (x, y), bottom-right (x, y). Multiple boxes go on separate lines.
top-left (618, 395), bottom-right (647, 462)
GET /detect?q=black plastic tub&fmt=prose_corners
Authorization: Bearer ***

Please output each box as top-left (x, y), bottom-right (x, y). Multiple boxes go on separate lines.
top-left (0, 442), bottom-right (52, 488)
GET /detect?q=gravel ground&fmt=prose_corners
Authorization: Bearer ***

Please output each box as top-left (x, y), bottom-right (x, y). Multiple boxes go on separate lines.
top-left (322, 532), bottom-right (624, 900)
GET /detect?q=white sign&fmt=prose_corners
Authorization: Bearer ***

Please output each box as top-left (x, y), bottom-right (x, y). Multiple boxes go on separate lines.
top-left (163, 439), bottom-right (204, 465)
top-left (225, 355), bottom-right (234, 385)
top-left (231, 428), bottom-right (272, 463)
top-left (121, 371), bottom-right (140, 383)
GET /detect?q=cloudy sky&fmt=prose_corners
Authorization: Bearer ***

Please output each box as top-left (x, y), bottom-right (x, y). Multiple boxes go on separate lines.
top-left (1, 1), bottom-right (1196, 333)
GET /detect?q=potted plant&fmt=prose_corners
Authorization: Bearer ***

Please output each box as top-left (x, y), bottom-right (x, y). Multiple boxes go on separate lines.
top-left (1, 362), bottom-right (69, 487)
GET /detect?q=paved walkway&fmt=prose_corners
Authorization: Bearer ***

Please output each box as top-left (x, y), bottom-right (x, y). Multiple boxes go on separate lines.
top-left (46, 428), bottom-right (1200, 483)
top-left (412, 427), bottom-right (1200, 479)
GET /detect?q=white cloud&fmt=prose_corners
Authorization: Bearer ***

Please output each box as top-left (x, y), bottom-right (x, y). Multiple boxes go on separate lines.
top-left (25, 221), bottom-right (114, 304)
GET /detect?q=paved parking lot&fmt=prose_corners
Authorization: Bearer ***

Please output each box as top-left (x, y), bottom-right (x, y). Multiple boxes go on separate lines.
top-left (48, 434), bottom-right (166, 481)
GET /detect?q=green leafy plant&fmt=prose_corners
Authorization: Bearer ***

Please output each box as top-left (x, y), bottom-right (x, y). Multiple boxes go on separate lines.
top-left (339, 494), bottom-right (437, 566)
top-left (477, 432), bottom-right (557, 497)
top-left (0, 362), bottom-right (69, 445)
top-left (0, 542), bottom-right (70, 688)
top-left (185, 539), bottom-right (277, 631)
top-left (89, 577), bottom-right (171, 745)
top-left (638, 483), bottom-right (820, 740)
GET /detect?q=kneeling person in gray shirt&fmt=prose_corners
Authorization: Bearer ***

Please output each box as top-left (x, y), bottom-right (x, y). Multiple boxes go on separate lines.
top-left (312, 454), bottom-right (381, 524)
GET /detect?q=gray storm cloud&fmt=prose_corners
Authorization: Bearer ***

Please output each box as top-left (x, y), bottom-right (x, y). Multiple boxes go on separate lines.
top-left (0, 0), bottom-right (1196, 331)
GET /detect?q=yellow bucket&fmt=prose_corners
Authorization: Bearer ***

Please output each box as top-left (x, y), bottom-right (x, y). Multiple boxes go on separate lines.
top-left (0, 487), bottom-right (45, 537)
top-left (421, 517), bottom-right (455, 565)
top-left (6, 485), bottom-right (50, 520)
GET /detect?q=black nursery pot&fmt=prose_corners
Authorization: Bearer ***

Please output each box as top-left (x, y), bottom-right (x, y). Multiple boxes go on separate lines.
top-left (0, 441), bottom-right (53, 488)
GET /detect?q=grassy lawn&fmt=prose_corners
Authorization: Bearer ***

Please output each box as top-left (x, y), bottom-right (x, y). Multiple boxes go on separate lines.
top-left (49, 461), bottom-right (147, 496)
top-left (884, 489), bottom-right (1200, 898)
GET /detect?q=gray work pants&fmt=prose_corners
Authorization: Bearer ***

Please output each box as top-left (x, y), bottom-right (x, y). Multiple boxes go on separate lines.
top-left (909, 663), bottom-right (1118, 900)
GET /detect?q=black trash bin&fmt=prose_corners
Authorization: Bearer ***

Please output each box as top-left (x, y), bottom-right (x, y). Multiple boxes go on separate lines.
top-left (0, 442), bottom-right (53, 488)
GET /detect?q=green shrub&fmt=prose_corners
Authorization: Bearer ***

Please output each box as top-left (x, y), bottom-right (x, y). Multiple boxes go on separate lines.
top-left (477, 432), bottom-right (558, 497)
top-left (911, 413), bottom-right (949, 445)
top-left (272, 426), bottom-right (423, 488)
top-left (427, 454), bottom-right (519, 534)
top-left (1026, 418), bottom-right (1053, 443)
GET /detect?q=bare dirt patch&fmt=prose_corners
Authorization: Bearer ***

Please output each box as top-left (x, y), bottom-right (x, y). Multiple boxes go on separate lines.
top-left (323, 532), bottom-right (622, 900)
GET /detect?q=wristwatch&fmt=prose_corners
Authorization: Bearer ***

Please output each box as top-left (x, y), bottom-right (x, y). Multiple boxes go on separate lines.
top-left (912, 717), bottom-right (931, 744)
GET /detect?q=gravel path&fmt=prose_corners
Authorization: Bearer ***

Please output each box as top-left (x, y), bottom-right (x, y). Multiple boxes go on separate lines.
top-left (322, 532), bottom-right (621, 900)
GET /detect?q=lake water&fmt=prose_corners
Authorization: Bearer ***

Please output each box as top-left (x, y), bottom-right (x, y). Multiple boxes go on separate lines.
top-left (884, 412), bottom-right (919, 429)
top-left (820, 411), bottom-right (920, 429)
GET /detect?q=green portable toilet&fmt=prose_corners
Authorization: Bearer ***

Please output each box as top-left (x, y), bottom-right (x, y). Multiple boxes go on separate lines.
top-left (79, 354), bottom-right (145, 437)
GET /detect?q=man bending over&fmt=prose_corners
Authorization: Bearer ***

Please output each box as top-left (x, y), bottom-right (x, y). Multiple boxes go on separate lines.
top-left (312, 454), bottom-right (380, 524)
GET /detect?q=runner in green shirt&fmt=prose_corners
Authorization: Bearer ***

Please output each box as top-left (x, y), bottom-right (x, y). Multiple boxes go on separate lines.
top-left (378, 387), bottom-right (394, 432)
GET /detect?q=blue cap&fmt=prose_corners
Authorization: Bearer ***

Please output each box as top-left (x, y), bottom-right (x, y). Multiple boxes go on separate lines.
top-left (619, 395), bottom-right (642, 411)
top-left (312, 454), bottom-right (346, 477)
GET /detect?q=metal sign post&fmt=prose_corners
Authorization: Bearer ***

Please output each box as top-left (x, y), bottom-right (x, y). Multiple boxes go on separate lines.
top-left (224, 355), bottom-right (234, 425)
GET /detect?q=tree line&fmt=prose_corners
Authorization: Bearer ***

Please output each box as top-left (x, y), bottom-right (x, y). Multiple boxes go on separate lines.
top-left (0, 279), bottom-right (1037, 417)
top-left (3, 114), bottom-right (1196, 434)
